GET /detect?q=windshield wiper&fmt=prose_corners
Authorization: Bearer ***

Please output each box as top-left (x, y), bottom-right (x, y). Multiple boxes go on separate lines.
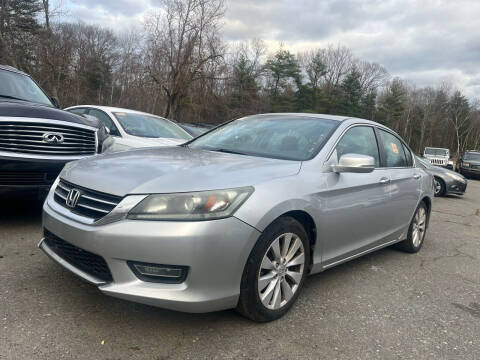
top-left (206, 148), bottom-right (249, 156)
top-left (0, 94), bottom-right (29, 102)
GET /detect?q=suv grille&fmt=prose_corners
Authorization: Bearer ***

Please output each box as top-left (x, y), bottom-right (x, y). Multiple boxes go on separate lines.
top-left (54, 179), bottom-right (122, 220)
top-left (0, 171), bottom-right (58, 185)
top-left (430, 158), bottom-right (446, 165)
top-left (44, 229), bottom-right (113, 282)
top-left (0, 121), bottom-right (96, 156)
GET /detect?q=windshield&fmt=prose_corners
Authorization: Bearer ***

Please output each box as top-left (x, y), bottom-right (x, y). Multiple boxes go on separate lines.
top-left (464, 152), bottom-right (480, 161)
top-left (113, 112), bottom-right (192, 140)
top-left (188, 115), bottom-right (339, 160)
top-left (0, 70), bottom-right (53, 106)
top-left (424, 148), bottom-right (448, 156)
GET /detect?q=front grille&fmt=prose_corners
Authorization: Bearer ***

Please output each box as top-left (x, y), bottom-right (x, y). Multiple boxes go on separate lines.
top-left (0, 121), bottom-right (96, 156)
top-left (430, 158), bottom-right (446, 165)
top-left (0, 171), bottom-right (57, 185)
top-left (44, 229), bottom-right (113, 282)
top-left (54, 179), bottom-right (122, 220)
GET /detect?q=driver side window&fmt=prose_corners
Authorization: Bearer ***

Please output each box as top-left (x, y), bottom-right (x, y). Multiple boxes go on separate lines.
top-left (335, 126), bottom-right (380, 167)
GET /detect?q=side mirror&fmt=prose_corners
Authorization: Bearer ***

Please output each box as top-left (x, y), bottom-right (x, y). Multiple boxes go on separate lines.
top-left (331, 153), bottom-right (375, 173)
top-left (51, 97), bottom-right (60, 108)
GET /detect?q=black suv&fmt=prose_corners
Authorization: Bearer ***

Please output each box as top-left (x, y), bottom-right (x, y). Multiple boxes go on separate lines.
top-left (457, 150), bottom-right (480, 179)
top-left (0, 65), bottom-right (108, 192)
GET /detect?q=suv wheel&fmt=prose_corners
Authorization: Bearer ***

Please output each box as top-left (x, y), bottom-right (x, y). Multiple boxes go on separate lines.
top-left (237, 216), bottom-right (310, 322)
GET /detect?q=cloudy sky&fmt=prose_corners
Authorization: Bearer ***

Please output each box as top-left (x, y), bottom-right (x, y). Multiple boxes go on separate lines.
top-left (63, 0), bottom-right (480, 98)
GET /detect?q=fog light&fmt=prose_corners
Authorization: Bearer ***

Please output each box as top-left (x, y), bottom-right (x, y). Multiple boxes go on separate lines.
top-left (127, 261), bottom-right (188, 283)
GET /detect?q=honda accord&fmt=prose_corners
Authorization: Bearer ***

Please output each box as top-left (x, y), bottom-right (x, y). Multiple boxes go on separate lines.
top-left (39, 113), bottom-right (434, 321)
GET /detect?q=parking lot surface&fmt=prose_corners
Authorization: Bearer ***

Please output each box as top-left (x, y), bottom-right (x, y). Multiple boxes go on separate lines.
top-left (1, 181), bottom-right (479, 360)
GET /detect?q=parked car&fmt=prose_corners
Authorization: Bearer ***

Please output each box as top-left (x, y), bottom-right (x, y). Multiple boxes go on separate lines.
top-left (65, 106), bottom-right (192, 153)
top-left (39, 113), bottom-right (433, 322)
top-left (457, 150), bottom-right (480, 179)
top-left (178, 123), bottom-right (213, 137)
top-left (0, 65), bottom-right (108, 192)
top-left (416, 156), bottom-right (467, 196)
top-left (423, 147), bottom-right (451, 168)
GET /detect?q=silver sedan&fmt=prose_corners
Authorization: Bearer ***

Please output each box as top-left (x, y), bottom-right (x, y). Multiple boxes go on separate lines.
top-left (39, 114), bottom-right (434, 322)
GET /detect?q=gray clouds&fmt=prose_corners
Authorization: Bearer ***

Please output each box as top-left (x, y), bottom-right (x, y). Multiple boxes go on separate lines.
top-left (64, 0), bottom-right (480, 97)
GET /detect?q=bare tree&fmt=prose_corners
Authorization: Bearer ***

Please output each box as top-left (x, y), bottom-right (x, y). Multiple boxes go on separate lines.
top-left (144, 0), bottom-right (226, 119)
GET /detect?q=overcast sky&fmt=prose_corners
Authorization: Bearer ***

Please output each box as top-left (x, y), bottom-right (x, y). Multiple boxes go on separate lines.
top-left (63, 0), bottom-right (480, 98)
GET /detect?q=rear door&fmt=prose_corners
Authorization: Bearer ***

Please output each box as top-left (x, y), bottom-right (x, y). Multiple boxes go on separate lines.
top-left (376, 128), bottom-right (419, 239)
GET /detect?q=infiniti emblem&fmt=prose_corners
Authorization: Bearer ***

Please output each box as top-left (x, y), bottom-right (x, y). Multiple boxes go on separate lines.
top-left (43, 132), bottom-right (64, 144)
top-left (66, 189), bottom-right (81, 208)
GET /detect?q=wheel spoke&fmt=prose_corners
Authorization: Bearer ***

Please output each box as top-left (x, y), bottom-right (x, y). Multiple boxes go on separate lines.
top-left (286, 238), bottom-right (301, 262)
top-left (261, 278), bottom-right (278, 306)
top-left (271, 239), bottom-right (281, 261)
top-left (261, 256), bottom-right (275, 270)
top-left (281, 233), bottom-right (293, 257)
top-left (281, 279), bottom-right (294, 303)
top-left (287, 253), bottom-right (304, 267)
top-left (258, 272), bottom-right (276, 292)
top-left (272, 280), bottom-right (282, 309)
top-left (286, 270), bottom-right (302, 285)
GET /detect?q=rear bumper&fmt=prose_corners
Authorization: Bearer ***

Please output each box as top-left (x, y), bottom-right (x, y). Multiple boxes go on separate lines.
top-left (40, 198), bottom-right (261, 313)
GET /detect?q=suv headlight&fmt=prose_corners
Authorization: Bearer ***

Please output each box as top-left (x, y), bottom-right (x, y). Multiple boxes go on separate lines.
top-left (463, 162), bottom-right (470, 168)
top-left (127, 187), bottom-right (254, 221)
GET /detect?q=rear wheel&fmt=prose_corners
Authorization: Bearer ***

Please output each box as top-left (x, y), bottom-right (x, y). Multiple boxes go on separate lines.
top-left (237, 216), bottom-right (310, 322)
top-left (396, 201), bottom-right (428, 253)
top-left (433, 177), bottom-right (445, 197)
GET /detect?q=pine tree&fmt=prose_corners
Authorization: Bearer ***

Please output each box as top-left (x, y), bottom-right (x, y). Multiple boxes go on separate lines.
top-left (340, 67), bottom-right (362, 117)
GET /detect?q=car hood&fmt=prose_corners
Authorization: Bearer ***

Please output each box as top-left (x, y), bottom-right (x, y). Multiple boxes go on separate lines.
top-left (426, 165), bottom-right (465, 179)
top-left (61, 146), bottom-right (301, 196)
top-left (0, 100), bottom-right (101, 128)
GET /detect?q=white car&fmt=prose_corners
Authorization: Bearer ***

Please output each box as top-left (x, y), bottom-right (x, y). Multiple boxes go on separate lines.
top-left (65, 106), bottom-right (192, 153)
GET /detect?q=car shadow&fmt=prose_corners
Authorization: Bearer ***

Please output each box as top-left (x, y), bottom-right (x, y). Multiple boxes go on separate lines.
top-left (0, 191), bottom-right (44, 224)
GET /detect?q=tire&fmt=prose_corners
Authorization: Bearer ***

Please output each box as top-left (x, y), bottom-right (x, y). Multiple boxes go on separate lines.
top-left (396, 201), bottom-right (428, 253)
top-left (237, 216), bottom-right (310, 322)
top-left (433, 177), bottom-right (445, 197)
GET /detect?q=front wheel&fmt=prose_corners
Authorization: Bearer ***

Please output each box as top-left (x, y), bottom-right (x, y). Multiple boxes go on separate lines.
top-left (237, 216), bottom-right (310, 322)
top-left (434, 177), bottom-right (445, 197)
top-left (396, 201), bottom-right (428, 253)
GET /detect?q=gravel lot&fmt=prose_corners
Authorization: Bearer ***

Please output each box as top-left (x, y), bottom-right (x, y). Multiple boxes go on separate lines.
top-left (1, 180), bottom-right (479, 360)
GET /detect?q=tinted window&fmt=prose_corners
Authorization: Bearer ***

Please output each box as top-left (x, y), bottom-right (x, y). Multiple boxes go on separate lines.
top-left (113, 112), bottom-right (191, 140)
top-left (378, 129), bottom-right (407, 167)
top-left (464, 152), bottom-right (480, 161)
top-left (403, 143), bottom-right (413, 166)
top-left (189, 115), bottom-right (338, 161)
top-left (0, 70), bottom-right (53, 106)
top-left (334, 126), bottom-right (380, 167)
top-left (68, 108), bottom-right (87, 115)
top-left (89, 109), bottom-right (121, 136)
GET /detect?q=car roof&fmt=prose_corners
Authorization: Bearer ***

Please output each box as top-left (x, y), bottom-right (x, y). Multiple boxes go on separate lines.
top-left (66, 105), bottom-right (166, 118)
top-left (0, 65), bottom-right (27, 76)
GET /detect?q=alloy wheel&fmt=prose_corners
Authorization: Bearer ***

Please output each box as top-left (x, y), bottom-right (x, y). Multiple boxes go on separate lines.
top-left (412, 207), bottom-right (426, 247)
top-left (257, 232), bottom-right (305, 310)
top-left (434, 179), bottom-right (442, 195)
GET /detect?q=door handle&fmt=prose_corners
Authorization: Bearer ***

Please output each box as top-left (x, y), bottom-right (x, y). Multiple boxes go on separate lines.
top-left (379, 177), bottom-right (390, 184)
top-left (413, 174), bottom-right (421, 180)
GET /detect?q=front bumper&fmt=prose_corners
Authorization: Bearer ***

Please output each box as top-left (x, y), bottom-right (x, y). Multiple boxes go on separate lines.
top-left (0, 157), bottom-right (68, 189)
top-left (445, 178), bottom-right (467, 195)
top-left (40, 199), bottom-right (261, 313)
top-left (460, 166), bottom-right (480, 177)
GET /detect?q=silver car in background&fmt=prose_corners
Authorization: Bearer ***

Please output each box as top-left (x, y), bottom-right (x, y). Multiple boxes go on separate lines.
top-left (39, 114), bottom-right (434, 322)
top-left (65, 105), bottom-right (192, 153)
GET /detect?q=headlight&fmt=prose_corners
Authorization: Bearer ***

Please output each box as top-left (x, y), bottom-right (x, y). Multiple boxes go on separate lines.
top-left (446, 172), bottom-right (464, 181)
top-left (463, 163), bottom-right (470, 168)
top-left (127, 187), bottom-right (254, 221)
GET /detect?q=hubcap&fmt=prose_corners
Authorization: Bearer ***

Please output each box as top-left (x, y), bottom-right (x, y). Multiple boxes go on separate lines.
top-left (412, 207), bottom-right (426, 247)
top-left (257, 233), bottom-right (305, 310)
top-left (434, 179), bottom-right (441, 195)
